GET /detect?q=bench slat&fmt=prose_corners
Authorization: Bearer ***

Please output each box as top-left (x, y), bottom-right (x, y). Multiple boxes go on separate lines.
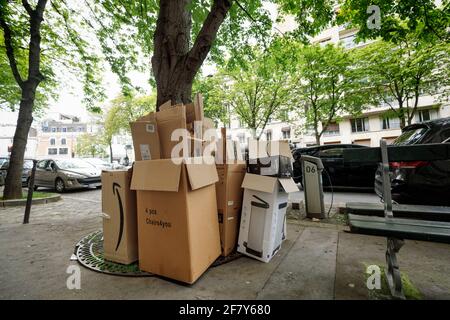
top-left (348, 214), bottom-right (450, 243)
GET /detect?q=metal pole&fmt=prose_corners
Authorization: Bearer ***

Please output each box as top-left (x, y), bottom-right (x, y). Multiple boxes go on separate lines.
top-left (23, 159), bottom-right (37, 224)
top-left (380, 139), bottom-right (393, 218)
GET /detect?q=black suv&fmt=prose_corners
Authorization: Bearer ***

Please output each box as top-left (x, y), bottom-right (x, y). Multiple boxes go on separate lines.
top-left (292, 144), bottom-right (378, 188)
top-left (374, 117), bottom-right (450, 206)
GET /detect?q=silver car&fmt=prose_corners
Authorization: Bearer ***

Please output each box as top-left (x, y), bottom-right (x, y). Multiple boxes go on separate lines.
top-left (32, 159), bottom-right (102, 192)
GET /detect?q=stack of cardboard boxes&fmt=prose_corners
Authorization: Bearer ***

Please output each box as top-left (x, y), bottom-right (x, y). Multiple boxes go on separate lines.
top-left (100, 94), bottom-right (298, 284)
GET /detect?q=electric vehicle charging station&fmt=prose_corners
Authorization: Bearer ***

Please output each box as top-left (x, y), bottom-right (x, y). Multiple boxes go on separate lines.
top-left (301, 155), bottom-right (325, 219)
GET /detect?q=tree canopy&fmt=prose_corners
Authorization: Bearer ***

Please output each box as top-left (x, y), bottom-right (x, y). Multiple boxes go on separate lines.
top-left (355, 35), bottom-right (450, 127)
top-left (290, 43), bottom-right (368, 144)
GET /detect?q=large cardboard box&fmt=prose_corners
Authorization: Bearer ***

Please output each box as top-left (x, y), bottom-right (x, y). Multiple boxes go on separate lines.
top-left (130, 157), bottom-right (221, 284)
top-left (101, 169), bottom-right (138, 264)
top-left (156, 104), bottom-right (187, 159)
top-left (130, 113), bottom-right (161, 161)
top-left (216, 162), bottom-right (246, 256)
top-left (237, 173), bottom-right (298, 263)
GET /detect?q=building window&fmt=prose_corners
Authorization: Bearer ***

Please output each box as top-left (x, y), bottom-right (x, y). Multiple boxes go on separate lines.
top-left (318, 37), bottom-right (331, 47)
top-left (48, 148), bottom-right (57, 155)
top-left (340, 34), bottom-right (357, 49)
top-left (59, 148), bottom-right (68, 155)
top-left (416, 109), bottom-right (437, 123)
top-left (266, 131), bottom-right (272, 141)
top-left (78, 127), bottom-right (84, 132)
top-left (323, 122), bottom-right (340, 135)
top-left (51, 127), bottom-right (56, 132)
top-left (351, 117), bottom-right (369, 133)
top-left (62, 127), bottom-right (67, 132)
top-left (61, 138), bottom-right (66, 145)
top-left (238, 134), bottom-right (246, 144)
top-left (50, 138), bottom-right (56, 146)
top-left (381, 117), bottom-right (401, 130)
top-left (68, 127), bottom-right (74, 132)
top-left (282, 128), bottom-right (291, 140)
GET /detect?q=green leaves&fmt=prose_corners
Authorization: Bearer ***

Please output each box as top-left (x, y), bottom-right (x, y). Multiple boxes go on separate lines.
top-left (354, 35), bottom-right (449, 126)
top-left (292, 43), bottom-right (368, 141)
top-left (0, 0), bottom-right (107, 113)
top-left (103, 92), bottom-right (156, 144)
top-left (338, 0), bottom-right (449, 43)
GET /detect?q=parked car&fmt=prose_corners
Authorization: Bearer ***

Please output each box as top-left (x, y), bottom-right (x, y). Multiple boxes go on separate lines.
top-left (32, 159), bottom-right (102, 192)
top-left (83, 158), bottom-right (125, 171)
top-left (0, 159), bottom-right (34, 187)
top-left (292, 144), bottom-right (378, 188)
top-left (0, 157), bottom-right (8, 185)
top-left (374, 117), bottom-right (450, 206)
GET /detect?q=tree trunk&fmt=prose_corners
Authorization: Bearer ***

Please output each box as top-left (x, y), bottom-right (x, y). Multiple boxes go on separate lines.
top-left (2, 0), bottom-right (47, 200)
top-left (315, 132), bottom-right (321, 146)
top-left (152, 0), bottom-right (232, 109)
top-left (3, 88), bottom-right (35, 199)
top-left (109, 143), bottom-right (113, 163)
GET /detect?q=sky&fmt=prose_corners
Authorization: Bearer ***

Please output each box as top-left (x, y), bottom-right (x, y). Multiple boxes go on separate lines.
top-left (45, 2), bottom-right (297, 122)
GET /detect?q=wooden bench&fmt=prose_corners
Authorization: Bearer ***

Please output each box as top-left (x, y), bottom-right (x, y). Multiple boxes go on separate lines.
top-left (348, 214), bottom-right (450, 243)
top-left (343, 141), bottom-right (450, 299)
top-left (346, 202), bottom-right (450, 222)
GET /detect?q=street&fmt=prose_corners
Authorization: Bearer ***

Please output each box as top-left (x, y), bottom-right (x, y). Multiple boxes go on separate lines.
top-left (1, 187), bottom-right (449, 299)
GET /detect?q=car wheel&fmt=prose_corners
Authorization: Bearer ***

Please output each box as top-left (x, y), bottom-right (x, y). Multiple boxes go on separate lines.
top-left (55, 178), bottom-right (66, 193)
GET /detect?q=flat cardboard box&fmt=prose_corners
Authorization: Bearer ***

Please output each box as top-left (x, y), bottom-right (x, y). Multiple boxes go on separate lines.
top-left (159, 100), bottom-right (172, 110)
top-left (247, 140), bottom-right (293, 177)
top-left (237, 173), bottom-right (298, 263)
top-left (130, 113), bottom-right (161, 161)
top-left (216, 162), bottom-right (246, 256)
top-left (156, 104), bottom-right (187, 159)
top-left (130, 157), bottom-right (221, 284)
top-left (215, 128), bottom-right (242, 164)
top-left (101, 169), bottom-right (138, 264)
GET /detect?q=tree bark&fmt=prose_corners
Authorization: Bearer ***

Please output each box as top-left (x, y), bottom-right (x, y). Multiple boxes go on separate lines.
top-left (109, 143), bottom-right (113, 163)
top-left (152, 0), bottom-right (232, 108)
top-left (2, 0), bottom-right (47, 200)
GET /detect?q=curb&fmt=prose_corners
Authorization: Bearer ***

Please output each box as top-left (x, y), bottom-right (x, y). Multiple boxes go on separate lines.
top-left (0, 194), bottom-right (61, 207)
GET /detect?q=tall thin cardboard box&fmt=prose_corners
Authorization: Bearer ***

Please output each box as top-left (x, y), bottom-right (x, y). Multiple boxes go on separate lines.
top-left (156, 104), bottom-right (187, 159)
top-left (101, 169), bottom-right (138, 264)
top-left (131, 157), bottom-right (221, 284)
top-left (216, 162), bottom-right (246, 256)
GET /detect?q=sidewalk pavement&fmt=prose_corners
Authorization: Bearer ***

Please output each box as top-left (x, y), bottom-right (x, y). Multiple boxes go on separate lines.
top-left (0, 191), bottom-right (449, 299)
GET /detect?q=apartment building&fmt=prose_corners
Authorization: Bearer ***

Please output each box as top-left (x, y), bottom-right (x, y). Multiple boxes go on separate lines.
top-left (0, 111), bottom-right (38, 158)
top-left (224, 23), bottom-right (450, 148)
top-left (35, 113), bottom-right (89, 159)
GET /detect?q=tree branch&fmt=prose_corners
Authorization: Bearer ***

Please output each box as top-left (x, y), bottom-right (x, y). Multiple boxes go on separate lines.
top-left (22, 0), bottom-right (33, 15)
top-left (27, 0), bottom-right (48, 82)
top-left (0, 9), bottom-right (24, 87)
top-left (185, 0), bottom-right (232, 77)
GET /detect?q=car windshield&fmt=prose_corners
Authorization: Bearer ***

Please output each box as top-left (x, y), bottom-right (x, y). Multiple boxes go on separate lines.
top-left (393, 127), bottom-right (429, 145)
top-left (86, 158), bottom-right (108, 164)
top-left (55, 159), bottom-right (96, 170)
top-left (23, 160), bottom-right (33, 169)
